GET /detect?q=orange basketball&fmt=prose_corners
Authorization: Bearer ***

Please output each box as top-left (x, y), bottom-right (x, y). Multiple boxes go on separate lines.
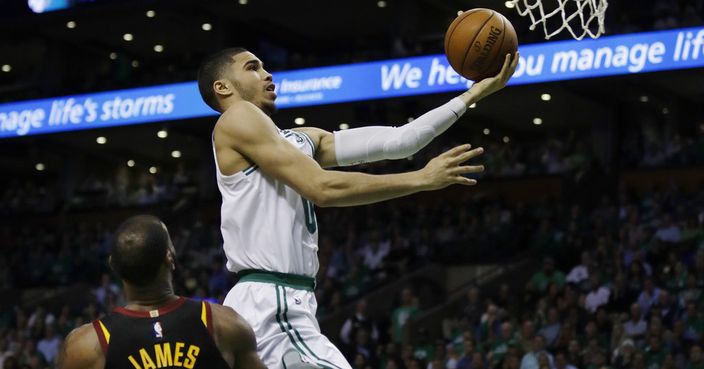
top-left (444, 8), bottom-right (518, 81)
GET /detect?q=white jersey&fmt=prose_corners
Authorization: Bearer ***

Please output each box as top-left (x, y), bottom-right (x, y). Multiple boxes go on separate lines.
top-left (213, 128), bottom-right (319, 277)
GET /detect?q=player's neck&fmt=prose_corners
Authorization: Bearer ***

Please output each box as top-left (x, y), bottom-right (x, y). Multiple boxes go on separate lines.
top-left (123, 280), bottom-right (178, 311)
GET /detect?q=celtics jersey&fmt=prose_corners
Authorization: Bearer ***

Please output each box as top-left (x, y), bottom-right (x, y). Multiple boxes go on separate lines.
top-left (213, 129), bottom-right (319, 278)
top-left (92, 297), bottom-right (230, 369)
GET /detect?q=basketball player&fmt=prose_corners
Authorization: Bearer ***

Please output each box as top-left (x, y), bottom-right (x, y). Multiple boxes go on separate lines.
top-left (197, 49), bottom-right (518, 369)
top-left (57, 215), bottom-right (266, 369)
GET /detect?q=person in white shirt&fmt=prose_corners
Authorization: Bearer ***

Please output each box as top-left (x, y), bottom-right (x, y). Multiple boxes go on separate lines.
top-left (623, 303), bottom-right (648, 340)
top-left (37, 325), bottom-right (61, 364)
top-left (585, 274), bottom-right (611, 313)
top-left (565, 251), bottom-right (591, 290)
top-left (655, 214), bottom-right (681, 243)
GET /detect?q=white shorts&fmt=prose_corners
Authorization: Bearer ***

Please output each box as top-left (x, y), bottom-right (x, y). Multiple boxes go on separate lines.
top-left (224, 273), bottom-right (351, 369)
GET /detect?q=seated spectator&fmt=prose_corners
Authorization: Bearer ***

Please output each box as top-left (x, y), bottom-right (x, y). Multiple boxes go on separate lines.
top-left (554, 351), bottom-right (577, 369)
top-left (655, 214), bottom-right (681, 243)
top-left (584, 274), bottom-right (610, 313)
top-left (528, 257), bottom-right (566, 294)
top-left (637, 277), bottom-right (662, 315)
top-left (566, 251), bottom-right (592, 289)
top-left (644, 334), bottom-right (668, 369)
top-left (520, 335), bottom-right (554, 369)
top-left (391, 288), bottom-right (420, 344)
top-left (36, 325), bottom-right (60, 364)
top-left (623, 303), bottom-right (648, 341)
top-left (537, 307), bottom-right (561, 348)
top-left (489, 322), bottom-right (516, 367)
top-left (612, 339), bottom-right (636, 369)
top-left (685, 344), bottom-right (703, 369)
top-left (340, 299), bottom-right (379, 347)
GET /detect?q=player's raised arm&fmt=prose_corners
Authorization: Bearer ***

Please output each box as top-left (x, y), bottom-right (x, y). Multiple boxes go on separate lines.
top-left (298, 53), bottom-right (518, 168)
top-left (56, 324), bottom-right (104, 369)
top-left (215, 101), bottom-right (484, 207)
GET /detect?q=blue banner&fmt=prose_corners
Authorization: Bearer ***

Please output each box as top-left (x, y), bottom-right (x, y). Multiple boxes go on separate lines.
top-left (1, 26), bottom-right (703, 138)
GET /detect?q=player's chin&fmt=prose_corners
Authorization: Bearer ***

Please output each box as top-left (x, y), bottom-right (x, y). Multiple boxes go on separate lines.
top-left (261, 100), bottom-right (278, 116)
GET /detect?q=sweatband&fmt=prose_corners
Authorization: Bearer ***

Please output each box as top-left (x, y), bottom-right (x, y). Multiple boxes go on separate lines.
top-left (333, 97), bottom-right (468, 166)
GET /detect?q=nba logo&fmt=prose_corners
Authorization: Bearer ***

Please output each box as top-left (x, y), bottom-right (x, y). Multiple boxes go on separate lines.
top-left (153, 322), bottom-right (163, 339)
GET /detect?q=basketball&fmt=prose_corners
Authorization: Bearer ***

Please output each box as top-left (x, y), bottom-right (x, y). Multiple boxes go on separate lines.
top-left (444, 8), bottom-right (518, 81)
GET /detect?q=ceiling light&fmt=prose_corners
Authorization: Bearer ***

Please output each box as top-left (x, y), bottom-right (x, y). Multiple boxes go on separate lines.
top-left (202, 23), bottom-right (212, 31)
top-left (146, 10), bottom-right (155, 18)
top-left (238, 0), bottom-right (247, 4)
top-left (131, 60), bottom-right (139, 68)
top-left (407, 117), bottom-right (415, 122)
top-left (154, 44), bottom-right (164, 53)
top-left (339, 123), bottom-right (349, 130)
top-left (377, 1), bottom-right (387, 8)
top-left (640, 95), bottom-right (649, 102)
top-left (171, 150), bottom-right (182, 158)
top-left (469, 103), bottom-right (477, 109)
top-left (96, 136), bottom-right (107, 144)
top-left (483, 128), bottom-right (490, 135)
top-left (149, 166), bottom-right (158, 174)
top-left (457, 10), bottom-right (463, 16)
top-left (35, 163), bottom-right (45, 171)
top-left (127, 160), bottom-right (135, 167)
top-left (541, 93), bottom-right (551, 101)
top-left (533, 117), bottom-right (543, 125)
top-left (157, 129), bottom-right (168, 138)
top-left (1, 65), bottom-right (10, 73)
top-left (66, 21), bottom-right (76, 29)
top-left (123, 33), bottom-right (133, 41)
top-left (505, 1), bottom-right (515, 8)
top-left (503, 136), bottom-right (510, 143)
top-left (109, 52), bottom-right (117, 60)
top-left (662, 107), bottom-right (669, 115)
top-left (294, 117), bottom-right (305, 125)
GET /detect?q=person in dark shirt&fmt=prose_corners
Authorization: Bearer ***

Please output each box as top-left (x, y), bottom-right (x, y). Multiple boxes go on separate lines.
top-left (57, 215), bottom-right (266, 369)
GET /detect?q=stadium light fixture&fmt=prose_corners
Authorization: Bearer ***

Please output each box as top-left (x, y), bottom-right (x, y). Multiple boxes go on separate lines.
top-left (154, 44), bottom-right (164, 53)
top-left (149, 166), bottom-right (158, 174)
top-left (339, 123), bottom-right (349, 130)
top-left (377, 1), bottom-right (387, 8)
top-left (131, 60), bottom-right (139, 68)
top-left (123, 33), bottom-right (133, 41)
top-left (146, 10), bottom-right (156, 18)
top-left (533, 117), bottom-right (543, 125)
top-left (66, 21), bottom-right (76, 29)
top-left (1, 65), bottom-right (10, 73)
top-left (503, 136), bottom-right (510, 143)
top-left (238, 0), bottom-right (248, 4)
top-left (505, 1), bottom-right (515, 8)
top-left (35, 163), bottom-right (45, 171)
top-left (109, 52), bottom-right (117, 60)
top-left (171, 150), bottom-right (182, 158)
top-left (202, 23), bottom-right (213, 31)
top-left (127, 160), bottom-right (135, 167)
top-left (541, 93), bottom-right (551, 101)
top-left (640, 95), bottom-right (649, 102)
top-left (157, 129), bottom-right (168, 138)
top-left (96, 136), bottom-right (107, 144)
top-left (469, 103), bottom-right (477, 108)
top-left (294, 117), bottom-right (305, 125)
top-left (483, 128), bottom-right (490, 135)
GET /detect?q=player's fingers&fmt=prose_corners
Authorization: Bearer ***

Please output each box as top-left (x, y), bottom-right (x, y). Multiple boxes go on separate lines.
top-left (441, 144), bottom-right (472, 158)
top-left (450, 165), bottom-right (484, 175)
top-left (497, 53), bottom-right (512, 78)
top-left (449, 147), bottom-right (484, 164)
top-left (508, 51), bottom-right (520, 75)
top-left (454, 176), bottom-right (478, 186)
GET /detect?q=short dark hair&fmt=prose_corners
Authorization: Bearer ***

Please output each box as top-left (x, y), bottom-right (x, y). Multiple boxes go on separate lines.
top-left (111, 215), bottom-right (171, 286)
top-left (197, 48), bottom-right (248, 112)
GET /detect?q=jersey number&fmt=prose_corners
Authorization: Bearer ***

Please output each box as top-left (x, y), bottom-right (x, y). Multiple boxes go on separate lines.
top-left (302, 198), bottom-right (317, 233)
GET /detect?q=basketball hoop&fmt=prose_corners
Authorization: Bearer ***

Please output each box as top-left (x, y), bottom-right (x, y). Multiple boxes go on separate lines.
top-left (509, 0), bottom-right (608, 40)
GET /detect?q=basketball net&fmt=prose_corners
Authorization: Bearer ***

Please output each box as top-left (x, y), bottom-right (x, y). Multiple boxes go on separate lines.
top-left (509, 0), bottom-right (608, 40)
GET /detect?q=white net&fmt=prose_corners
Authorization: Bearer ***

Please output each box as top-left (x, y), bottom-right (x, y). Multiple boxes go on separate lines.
top-left (509, 0), bottom-right (609, 40)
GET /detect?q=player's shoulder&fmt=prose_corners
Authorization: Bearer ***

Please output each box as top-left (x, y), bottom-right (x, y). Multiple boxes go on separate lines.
top-left (215, 101), bottom-right (273, 138)
top-left (57, 322), bottom-right (103, 369)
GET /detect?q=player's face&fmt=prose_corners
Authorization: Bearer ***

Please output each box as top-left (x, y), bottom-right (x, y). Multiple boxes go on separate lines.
top-left (227, 52), bottom-right (277, 115)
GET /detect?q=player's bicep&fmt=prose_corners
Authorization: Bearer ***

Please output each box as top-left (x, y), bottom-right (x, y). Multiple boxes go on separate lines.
top-left (211, 304), bottom-right (267, 369)
top-left (218, 103), bottom-right (327, 202)
top-left (293, 127), bottom-right (337, 168)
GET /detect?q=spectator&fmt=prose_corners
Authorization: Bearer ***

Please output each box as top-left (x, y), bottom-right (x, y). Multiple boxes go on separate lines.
top-left (584, 274), bottom-right (610, 313)
top-left (528, 257), bottom-right (566, 294)
top-left (538, 308), bottom-right (561, 348)
top-left (565, 251), bottom-right (591, 288)
top-left (686, 344), bottom-right (704, 369)
top-left (36, 325), bottom-right (60, 365)
top-left (612, 339), bottom-right (636, 369)
top-left (655, 214), bottom-right (681, 243)
top-left (637, 277), bottom-right (662, 315)
top-left (553, 351), bottom-right (576, 369)
top-left (391, 288), bottom-right (420, 344)
top-left (623, 303), bottom-right (648, 341)
top-left (489, 322), bottom-right (515, 367)
top-left (644, 334), bottom-right (668, 369)
top-left (520, 335), bottom-right (554, 369)
top-left (340, 299), bottom-right (380, 346)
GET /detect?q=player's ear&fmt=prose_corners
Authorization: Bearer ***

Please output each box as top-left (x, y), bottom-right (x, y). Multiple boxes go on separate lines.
top-left (213, 79), bottom-right (234, 99)
top-left (166, 249), bottom-right (176, 271)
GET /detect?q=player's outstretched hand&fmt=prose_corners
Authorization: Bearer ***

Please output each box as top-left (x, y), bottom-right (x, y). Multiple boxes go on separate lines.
top-left (465, 52), bottom-right (520, 102)
top-left (420, 144), bottom-right (484, 190)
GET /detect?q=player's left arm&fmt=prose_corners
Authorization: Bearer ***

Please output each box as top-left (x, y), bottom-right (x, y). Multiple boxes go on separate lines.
top-left (56, 324), bottom-right (104, 369)
top-left (209, 303), bottom-right (267, 369)
top-left (295, 53), bottom-right (519, 168)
